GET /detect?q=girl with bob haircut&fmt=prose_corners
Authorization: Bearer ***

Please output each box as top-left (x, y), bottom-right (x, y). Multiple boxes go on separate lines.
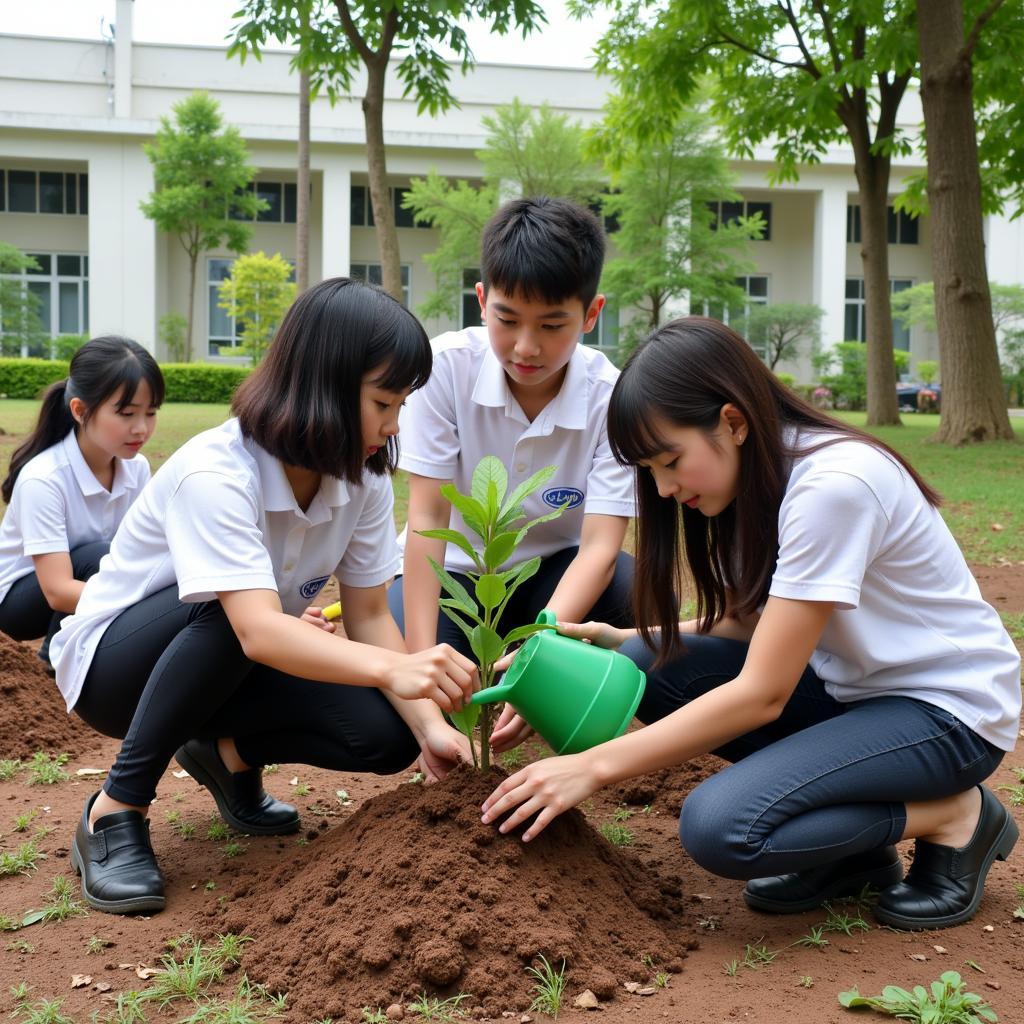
top-left (0, 336), bottom-right (163, 670)
top-left (481, 316), bottom-right (1020, 932)
top-left (52, 278), bottom-right (478, 915)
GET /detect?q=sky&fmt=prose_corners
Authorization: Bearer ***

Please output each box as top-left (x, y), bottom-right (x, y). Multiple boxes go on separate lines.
top-left (0, 0), bottom-right (613, 69)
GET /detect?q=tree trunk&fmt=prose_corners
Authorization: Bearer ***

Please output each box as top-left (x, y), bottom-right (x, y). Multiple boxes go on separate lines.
top-left (363, 58), bottom-right (403, 302)
top-left (185, 248), bottom-right (197, 363)
top-left (917, 0), bottom-right (1014, 443)
top-left (296, 65), bottom-right (311, 293)
top-left (854, 155), bottom-right (900, 424)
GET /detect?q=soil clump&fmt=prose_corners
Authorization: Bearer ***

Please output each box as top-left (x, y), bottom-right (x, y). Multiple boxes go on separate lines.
top-left (0, 632), bottom-right (95, 759)
top-left (235, 764), bottom-right (697, 1019)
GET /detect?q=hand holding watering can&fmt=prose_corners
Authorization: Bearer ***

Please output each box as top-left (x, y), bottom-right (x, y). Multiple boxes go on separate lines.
top-left (470, 610), bottom-right (646, 755)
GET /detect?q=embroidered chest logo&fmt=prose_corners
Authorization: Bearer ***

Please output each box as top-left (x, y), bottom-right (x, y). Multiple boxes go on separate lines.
top-left (299, 575), bottom-right (330, 600)
top-left (541, 486), bottom-right (584, 510)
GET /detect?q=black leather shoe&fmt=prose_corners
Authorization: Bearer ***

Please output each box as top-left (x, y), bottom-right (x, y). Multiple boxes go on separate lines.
top-left (71, 793), bottom-right (165, 914)
top-left (175, 738), bottom-right (299, 836)
top-left (874, 786), bottom-right (1019, 930)
top-left (743, 846), bottom-right (904, 914)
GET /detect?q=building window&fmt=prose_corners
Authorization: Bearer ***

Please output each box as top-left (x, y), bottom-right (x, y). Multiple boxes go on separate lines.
top-left (844, 278), bottom-right (914, 348)
top-left (707, 199), bottom-right (771, 241)
top-left (207, 256), bottom-right (297, 358)
top-left (230, 181), bottom-right (300, 224)
top-left (350, 262), bottom-right (411, 307)
top-left (589, 297), bottom-right (620, 354)
top-left (461, 268), bottom-right (481, 329)
top-left (0, 251), bottom-right (89, 356)
top-left (0, 170), bottom-right (88, 216)
top-left (701, 275), bottom-right (770, 355)
top-left (846, 204), bottom-right (919, 245)
top-left (350, 185), bottom-right (429, 229)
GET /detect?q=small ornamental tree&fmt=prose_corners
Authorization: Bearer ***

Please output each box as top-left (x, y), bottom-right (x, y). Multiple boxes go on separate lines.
top-left (418, 456), bottom-right (566, 770)
top-left (217, 252), bottom-right (296, 365)
top-left (0, 244), bottom-right (45, 356)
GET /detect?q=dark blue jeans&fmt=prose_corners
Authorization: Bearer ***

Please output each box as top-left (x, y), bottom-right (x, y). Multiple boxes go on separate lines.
top-left (388, 546), bottom-right (634, 659)
top-left (626, 633), bottom-right (1004, 881)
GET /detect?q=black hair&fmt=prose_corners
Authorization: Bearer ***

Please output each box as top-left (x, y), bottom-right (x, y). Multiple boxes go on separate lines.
top-left (231, 277), bottom-right (431, 484)
top-left (2, 336), bottom-right (165, 503)
top-left (607, 316), bottom-right (941, 665)
top-left (480, 196), bottom-right (606, 310)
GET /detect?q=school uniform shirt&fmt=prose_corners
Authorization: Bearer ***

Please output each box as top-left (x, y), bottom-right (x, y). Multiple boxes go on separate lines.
top-left (768, 433), bottom-right (1021, 751)
top-left (50, 418), bottom-right (400, 712)
top-left (396, 327), bottom-right (636, 573)
top-left (0, 431), bottom-right (150, 604)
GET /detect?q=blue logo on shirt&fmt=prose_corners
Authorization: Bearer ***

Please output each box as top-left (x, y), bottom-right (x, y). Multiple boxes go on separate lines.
top-left (542, 487), bottom-right (584, 510)
top-left (299, 576), bottom-right (330, 600)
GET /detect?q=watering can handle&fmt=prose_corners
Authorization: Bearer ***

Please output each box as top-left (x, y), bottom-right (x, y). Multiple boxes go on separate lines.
top-left (468, 608), bottom-right (556, 706)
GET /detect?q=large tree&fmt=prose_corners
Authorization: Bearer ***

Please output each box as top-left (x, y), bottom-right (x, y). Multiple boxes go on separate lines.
top-left (139, 92), bottom-right (263, 360)
top-left (578, 0), bottom-right (917, 425)
top-left (915, 0), bottom-right (1014, 443)
top-left (229, 0), bottom-right (545, 303)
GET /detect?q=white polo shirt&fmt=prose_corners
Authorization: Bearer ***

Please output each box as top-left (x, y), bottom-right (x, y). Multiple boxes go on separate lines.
top-left (397, 327), bottom-right (636, 573)
top-left (0, 431), bottom-right (150, 604)
top-left (50, 418), bottom-right (400, 711)
top-left (768, 433), bottom-right (1021, 751)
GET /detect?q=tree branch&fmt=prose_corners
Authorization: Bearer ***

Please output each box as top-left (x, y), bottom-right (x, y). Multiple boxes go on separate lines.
top-left (712, 24), bottom-right (812, 74)
top-left (333, 0), bottom-right (375, 65)
top-left (775, 0), bottom-right (823, 79)
top-left (964, 0), bottom-right (1007, 60)
top-left (809, 0), bottom-right (844, 76)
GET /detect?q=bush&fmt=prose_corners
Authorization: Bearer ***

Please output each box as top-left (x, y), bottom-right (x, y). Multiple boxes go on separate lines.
top-left (159, 363), bottom-right (251, 403)
top-left (53, 334), bottom-right (89, 361)
top-left (774, 372), bottom-right (796, 389)
top-left (0, 358), bottom-right (70, 398)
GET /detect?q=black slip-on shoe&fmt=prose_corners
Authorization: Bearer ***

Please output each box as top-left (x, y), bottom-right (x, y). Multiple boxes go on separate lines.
top-left (743, 845), bottom-right (904, 914)
top-left (174, 738), bottom-right (300, 836)
top-left (71, 793), bottom-right (165, 915)
top-left (874, 786), bottom-right (1019, 931)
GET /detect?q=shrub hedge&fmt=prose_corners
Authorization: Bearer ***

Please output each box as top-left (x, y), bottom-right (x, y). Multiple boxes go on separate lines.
top-left (0, 359), bottom-right (251, 403)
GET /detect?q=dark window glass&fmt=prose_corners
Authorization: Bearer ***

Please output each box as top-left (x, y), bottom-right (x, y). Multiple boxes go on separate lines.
top-left (65, 173), bottom-right (77, 215)
top-left (462, 267), bottom-right (480, 289)
top-left (844, 304), bottom-right (862, 342)
top-left (229, 184), bottom-right (252, 221)
top-left (28, 281), bottom-right (51, 337)
top-left (256, 182), bottom-right (281, 222)
top-left (83, 255), bottom-right (89, 276)
top-left (721, 200), bottom-right (744, 226)
top-left (747, 276), bottom-right (768, 298)
top-left (39, 172), bottom-right (63, 214)
top-left (462, 291), bottom-right (481, 329)
top-left (887, 205), bottom-right (899, 244)
top-left (79, 174), bottom-right (88, 214)
top-left (59, 281), bottom-right (80, 333)
top-left (26, 253), bottom-right (50, 275)
top-left (0, 170), bottom-right (5, 212)
top-left (9, 170), bottom-right (36, 212)
top-left (845, 277), bottom-right (863, 300)
top-left (747, 201), bottom-right (771, 241)
top-left (393, 187), bottom-right (415, 228)
top-left (82, 281), bottom-right (88, 331)
top-left (847, 204), bottom-right (862, 244)
top-left (899, 210), bottom-right (918, 244)
top-left (706, 201), bottom-right (719, 230)
top-left (57, 254), bottom-right (80, 276)
top-left (350, 185), bottom-right (365, 226)
top-left (283, 182), bottom-right (297, 223)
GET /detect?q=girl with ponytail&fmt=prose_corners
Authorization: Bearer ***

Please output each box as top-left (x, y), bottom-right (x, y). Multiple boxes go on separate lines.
top-left (0, 336), bottom-right (164, 669)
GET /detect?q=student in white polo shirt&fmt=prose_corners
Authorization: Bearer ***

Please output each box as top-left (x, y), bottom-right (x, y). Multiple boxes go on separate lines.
top-left (480, 317), bottom-right (1020, 932)
top-left (389, 197), bottom-right (635, 754)
top-left (51, 279), bottom-right (477, 915)
top-left (0, 336), bottom-right (163, 672)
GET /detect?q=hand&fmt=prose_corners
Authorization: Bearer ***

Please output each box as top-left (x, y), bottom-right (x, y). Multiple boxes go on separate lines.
top-left (555, 620), bottom-right (629, 650)
top-left (416, 722), bottom-right (473, 783)
top-left (301, 606), bottom-right (336, 633)
top-left (489, 702), bottom-right (533, 754)
top-left (480, 753), bottom-right (600, 842)
top-left (382, 644), bottom-right (478, 711)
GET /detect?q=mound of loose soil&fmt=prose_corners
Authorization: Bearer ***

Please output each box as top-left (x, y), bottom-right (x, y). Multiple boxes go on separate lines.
top-left (0, 632), bottom-right (95, 759)
top-left (614, 754), bottom-right (723, 810)
top-left (232, 765), bottom-right (697, 1020)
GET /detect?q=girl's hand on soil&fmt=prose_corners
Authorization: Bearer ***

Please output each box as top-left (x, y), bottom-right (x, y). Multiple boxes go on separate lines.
top-left (555, 620), bottom-right (629, 650)
top-left (489, 702), bottom-right (533, 753)
top-left (383, 644), bottom-right (478, 710)
top-left (417, 722), bottom-right (474, 783)
top-left (300, 606), bottom-right (336, 633)
top-left (480, 754), bottom-right (600, 842)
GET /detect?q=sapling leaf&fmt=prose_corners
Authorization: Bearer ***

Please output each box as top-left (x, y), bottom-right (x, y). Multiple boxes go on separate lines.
top-left (470, 625), bottom-right (504, 667)
top-left (496, 503), bottom-right (527, 531)
top-left (500, 465), bottom-right (557, 522)
top-left (449, 701), bottom-right (481, 738)
top-left (493, 556), bottom-right (542, 623)
top-left (500, 622), bottom-right (557, 647)
top-left (427, 557), bottom-right (475, 612)
top-left (472, 455), bottom-right (508, 514)
top-left (440, 485), bottom-right (488, 541)
top-left (484, 531), bottom-right (519, 568)
top-left (417, 528), bottom-right (484, 569)
top-left (475, 574), bottom-right (506, 613)
top-left (519, 505), bottom-right (570, 534)
top-left (439, 601), bottom-right (481, 645)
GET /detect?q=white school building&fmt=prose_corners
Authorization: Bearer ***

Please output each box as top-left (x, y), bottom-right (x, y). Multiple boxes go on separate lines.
top-left (3, 0), bottom-right (1024, 380)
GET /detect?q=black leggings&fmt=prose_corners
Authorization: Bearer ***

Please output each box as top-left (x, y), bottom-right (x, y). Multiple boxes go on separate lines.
top-left (73, 586), bottom-right (420, 807)
top-left (0, 541), bottom-right (109, 661)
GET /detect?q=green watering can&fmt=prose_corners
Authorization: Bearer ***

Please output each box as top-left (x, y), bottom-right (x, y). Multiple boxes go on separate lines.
top-left (469, 610), bottom-right (646, 755)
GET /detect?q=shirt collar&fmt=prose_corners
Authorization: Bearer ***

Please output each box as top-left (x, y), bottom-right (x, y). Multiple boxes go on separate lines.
top-left (246, 434), bottom-right (350, 522)
top-left (62, 430), bottom-right (130, 498)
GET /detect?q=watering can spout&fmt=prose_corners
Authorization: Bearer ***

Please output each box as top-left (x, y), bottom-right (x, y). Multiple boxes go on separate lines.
top-left (469, 680), bottom-right (514, 706)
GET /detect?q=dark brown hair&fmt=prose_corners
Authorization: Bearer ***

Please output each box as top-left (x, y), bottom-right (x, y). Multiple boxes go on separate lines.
top-left (2, 336), bottom-right (164, 503)
top-left (231, 277), bottom-right (431, 484)
top-left (607, 317), bottom-right (941, 664)
top-left (481, 196), bottom-right (606, 310)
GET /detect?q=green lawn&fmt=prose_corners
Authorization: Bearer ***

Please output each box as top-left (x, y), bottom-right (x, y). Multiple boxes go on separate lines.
top-left (0, 400), bottom-right (1020, 564)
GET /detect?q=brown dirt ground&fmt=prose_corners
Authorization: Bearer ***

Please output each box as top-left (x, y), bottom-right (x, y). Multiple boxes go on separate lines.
top-left (0, 567), bottom-right (1021, 1024)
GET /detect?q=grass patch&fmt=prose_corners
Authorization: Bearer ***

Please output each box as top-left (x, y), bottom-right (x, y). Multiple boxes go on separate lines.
top-left (526, 955), bottom-right (567, 1017)
top-left (0, 838), bottom-right (45, 877)
top-left (25, 752), bottom-right (69, 786)
top-left (599, 821), bottom-right (635, 846)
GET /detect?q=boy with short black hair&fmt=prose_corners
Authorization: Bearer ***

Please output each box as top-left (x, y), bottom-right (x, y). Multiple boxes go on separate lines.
top-left (388, 195), bottom-right (635, 751)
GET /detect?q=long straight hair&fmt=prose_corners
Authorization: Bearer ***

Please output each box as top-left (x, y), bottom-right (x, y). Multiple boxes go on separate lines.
top-left (607, 317), bottom-right (941, 664)
top-left (2, 336), bottom-right (164, 503)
